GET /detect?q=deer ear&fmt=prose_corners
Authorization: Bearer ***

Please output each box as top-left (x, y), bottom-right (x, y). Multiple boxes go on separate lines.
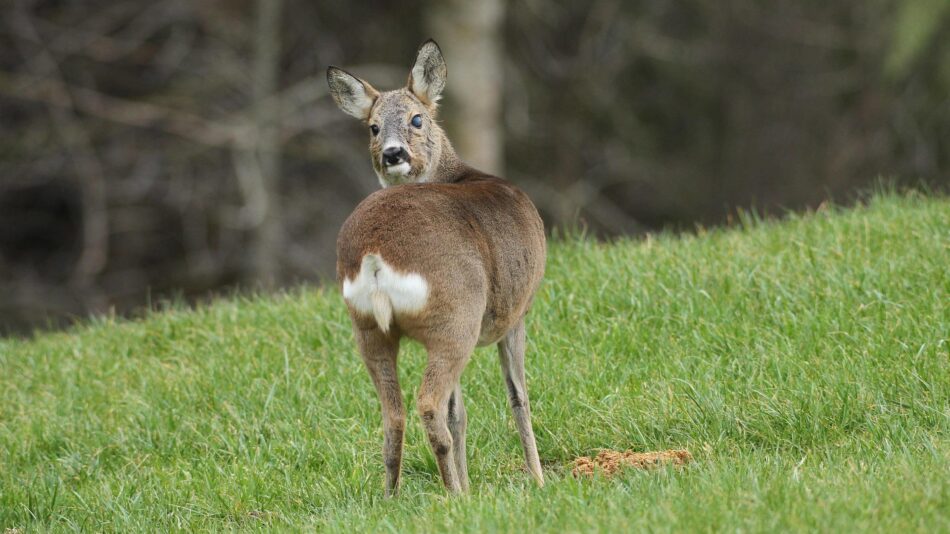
top-left (327, 66), bottom-right (379, 120)
top-left (408, 39), bottom-right (447, 107)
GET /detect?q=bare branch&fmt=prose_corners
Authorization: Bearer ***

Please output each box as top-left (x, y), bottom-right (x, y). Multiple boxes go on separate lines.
top-left (8, 1), bottom-right (109, 291)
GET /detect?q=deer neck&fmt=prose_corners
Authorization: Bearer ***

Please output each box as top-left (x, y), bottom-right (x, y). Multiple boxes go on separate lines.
top-left (424, 129), bottom-right (469, 184)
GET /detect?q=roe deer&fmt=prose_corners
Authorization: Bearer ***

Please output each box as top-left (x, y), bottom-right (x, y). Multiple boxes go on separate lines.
top-left (327, 39), bottom-right (545, 495)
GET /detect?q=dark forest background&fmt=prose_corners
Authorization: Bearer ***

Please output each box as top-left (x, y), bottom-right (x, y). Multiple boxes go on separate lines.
top-left (1, 0), bottom-right (948, 335)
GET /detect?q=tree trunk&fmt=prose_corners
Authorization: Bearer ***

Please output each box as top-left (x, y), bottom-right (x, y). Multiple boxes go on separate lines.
top-left (248, 0), bottom-right (283, 286)
top-left (427, 0), bottom-right (505, 175)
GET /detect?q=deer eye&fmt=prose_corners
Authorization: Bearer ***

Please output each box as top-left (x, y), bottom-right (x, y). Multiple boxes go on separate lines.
top-left (410, 115), bottom-right (423, 128)
top-left (370, 124), bottom-right (380, 136)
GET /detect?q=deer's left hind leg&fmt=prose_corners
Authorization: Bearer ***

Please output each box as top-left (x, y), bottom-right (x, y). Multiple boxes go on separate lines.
top-left (355, 326), bottom-right (404, 497)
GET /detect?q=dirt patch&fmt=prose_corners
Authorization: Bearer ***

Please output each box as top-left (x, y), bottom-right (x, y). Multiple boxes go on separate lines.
top-left (572, 449), bottom-right (693, 478)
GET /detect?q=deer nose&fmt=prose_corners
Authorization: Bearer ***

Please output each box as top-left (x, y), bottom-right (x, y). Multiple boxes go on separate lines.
top-left (382, 146), bottom-right (409, 166)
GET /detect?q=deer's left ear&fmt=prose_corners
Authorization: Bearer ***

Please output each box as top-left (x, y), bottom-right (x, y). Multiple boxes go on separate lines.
top-left (408, 39), bottom-right (446, 107)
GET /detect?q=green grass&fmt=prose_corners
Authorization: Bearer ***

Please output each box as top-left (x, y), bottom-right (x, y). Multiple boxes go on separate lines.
top-left (1, 192), bottom-right (948, 532)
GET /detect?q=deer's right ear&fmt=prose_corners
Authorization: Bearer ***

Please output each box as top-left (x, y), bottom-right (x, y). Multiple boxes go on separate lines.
top-left (327, 67), bottom-right (379, 120)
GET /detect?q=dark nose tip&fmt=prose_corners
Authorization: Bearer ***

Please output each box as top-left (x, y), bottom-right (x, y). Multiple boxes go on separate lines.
top-left (382, 146), bottom-right (409, 166)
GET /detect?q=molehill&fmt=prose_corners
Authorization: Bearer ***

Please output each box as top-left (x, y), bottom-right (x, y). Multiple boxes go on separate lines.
top-left (572, 449), bottom-right (693, 478)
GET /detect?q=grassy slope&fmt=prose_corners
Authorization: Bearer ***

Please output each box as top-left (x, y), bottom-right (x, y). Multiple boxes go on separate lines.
top-left (1, 193), bottom-right (948, 532)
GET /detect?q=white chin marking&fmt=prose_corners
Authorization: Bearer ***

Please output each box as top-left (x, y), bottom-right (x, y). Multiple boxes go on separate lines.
top-left (384, 162), bottom-right (411, 176)
top-left (342, 254), bottom-right (428, 316)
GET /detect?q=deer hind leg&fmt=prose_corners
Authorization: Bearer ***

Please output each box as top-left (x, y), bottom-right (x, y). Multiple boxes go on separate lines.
top-left (355, 326), bottom-right (405, 497)
top-left (447, 383), bottom-right (469, 491)
top-left (417, 339), bottom-right (475, 494)
top-left (498, 318), bottom-right (544, 486)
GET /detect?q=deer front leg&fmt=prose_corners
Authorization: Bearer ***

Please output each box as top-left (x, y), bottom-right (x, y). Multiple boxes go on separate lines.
top-left (498, 318), bottom-right (544, 486)
top-left (447, 383), bottom-right (469, 491)
top-left (355, 326), bottom-right (405, 497)
top-left (417, 341), bottom-right (473, 494)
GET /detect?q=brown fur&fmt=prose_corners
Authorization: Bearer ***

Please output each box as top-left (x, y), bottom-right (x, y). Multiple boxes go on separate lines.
top-left (329, 39), bottom-right (547, 495)
top-left (337, 172), bottom-right (545, 345)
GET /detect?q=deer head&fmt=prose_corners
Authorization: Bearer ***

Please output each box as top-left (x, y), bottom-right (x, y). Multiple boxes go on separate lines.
top-left (328, 40), bottom-right (452, 188)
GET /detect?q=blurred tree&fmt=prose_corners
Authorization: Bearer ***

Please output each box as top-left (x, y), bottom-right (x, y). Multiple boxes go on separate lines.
top-left (886, 0), bottom-right (950, 79)
top-left (246, 0), bottom-right (284, 287)
top-left (428, 0), bottom-right (505, 174)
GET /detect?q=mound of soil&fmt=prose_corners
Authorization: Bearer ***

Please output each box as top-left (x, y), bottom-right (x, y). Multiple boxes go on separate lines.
top-left (572, 449), bottom-right (693, 478)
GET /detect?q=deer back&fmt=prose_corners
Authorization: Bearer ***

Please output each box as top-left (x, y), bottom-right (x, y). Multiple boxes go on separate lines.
top-left (336, 172), bottom-right (545, 345)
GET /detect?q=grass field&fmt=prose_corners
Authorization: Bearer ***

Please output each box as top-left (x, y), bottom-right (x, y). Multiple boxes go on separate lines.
top-left (1, 192), bottom-right (948, 532)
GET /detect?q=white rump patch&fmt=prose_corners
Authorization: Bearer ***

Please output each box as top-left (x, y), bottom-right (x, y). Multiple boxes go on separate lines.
top-left (342, 254), bottom-right (428, 317)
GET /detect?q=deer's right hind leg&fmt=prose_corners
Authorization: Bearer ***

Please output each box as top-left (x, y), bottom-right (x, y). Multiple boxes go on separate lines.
top-left (417, 338), bottom-right (475, 494)
top-left (355, 327), bottom-right (404, 497)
